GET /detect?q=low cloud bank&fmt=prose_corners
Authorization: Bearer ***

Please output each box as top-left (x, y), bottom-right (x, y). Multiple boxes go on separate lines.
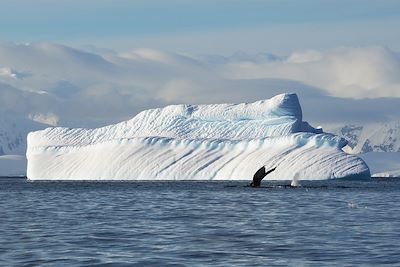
top-left (0, 42), bottom-right (399, 127)
top-left (219, 46), bottom-right (400, 98)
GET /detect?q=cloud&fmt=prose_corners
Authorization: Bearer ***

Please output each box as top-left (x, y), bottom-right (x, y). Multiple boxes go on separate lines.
top-left (218, 46), bottom-right (400, 98)
top-left (0, 42), bottom-right (399, 128)
top-left (28, 112), bottom-right (59, 126)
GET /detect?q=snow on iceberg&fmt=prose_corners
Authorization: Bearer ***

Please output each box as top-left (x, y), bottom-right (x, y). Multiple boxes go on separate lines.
top-left (26, 93), bottom-right (370, 180)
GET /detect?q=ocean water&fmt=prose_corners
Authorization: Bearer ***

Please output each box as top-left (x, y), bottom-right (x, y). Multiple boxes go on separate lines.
top-left (1, 178), bottom-right (400, 266)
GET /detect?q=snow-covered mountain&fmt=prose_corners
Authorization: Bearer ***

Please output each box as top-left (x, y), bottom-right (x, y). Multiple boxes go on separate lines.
top-left (0, 115), bottom-right (46, 155)
top-left (26, 93), bottom-right (370, 180)
top-left (0, 115), bottom-right (48, 176)
top-left (329, 121), bottom-right (400, 154)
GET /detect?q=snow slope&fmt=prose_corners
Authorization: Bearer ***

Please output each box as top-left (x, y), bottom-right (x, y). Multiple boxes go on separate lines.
top-left (0, 115), bottom-right (47, 176)
top-left (330, 122), bottom-right (400, 154)
top-left (328, 123), bottom-right (400, 177)
top-left (27, 93), bottom-right (370, 180)
top-left (0, 115), bottom-right (47, 155)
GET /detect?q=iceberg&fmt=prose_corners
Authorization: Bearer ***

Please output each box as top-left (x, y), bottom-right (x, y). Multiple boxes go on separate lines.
top-left (26, 93), bottom-right (370, 180)
top-left (359, 152), bottom-right (400, 178)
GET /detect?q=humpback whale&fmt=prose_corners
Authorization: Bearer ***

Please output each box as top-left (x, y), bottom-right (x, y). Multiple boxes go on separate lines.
top-left (250, 166), bottom-right (277, 187)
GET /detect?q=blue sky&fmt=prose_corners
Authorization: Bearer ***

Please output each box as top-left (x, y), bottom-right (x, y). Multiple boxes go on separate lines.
top-left (1, 0), bottom-right (400, 53)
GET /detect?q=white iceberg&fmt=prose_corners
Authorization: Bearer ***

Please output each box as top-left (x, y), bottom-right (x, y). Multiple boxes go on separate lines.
top-left (371, 170), bottom-right (400, 178)
top-left (26, 93), bottom-right (370, 180)
top-left (359, 152), bottom-right (400, 178)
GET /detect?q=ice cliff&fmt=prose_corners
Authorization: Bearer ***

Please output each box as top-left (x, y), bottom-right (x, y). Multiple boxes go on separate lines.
top-left (26, 93), bottom-right (370, 180)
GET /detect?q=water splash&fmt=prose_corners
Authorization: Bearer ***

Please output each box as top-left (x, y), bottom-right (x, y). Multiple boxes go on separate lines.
top-left (291, 173), bottom-right (301, 187)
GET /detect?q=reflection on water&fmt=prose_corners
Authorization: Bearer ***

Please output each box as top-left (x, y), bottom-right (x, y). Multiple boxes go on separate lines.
top-left (1, 178), bottom-right (400, 266)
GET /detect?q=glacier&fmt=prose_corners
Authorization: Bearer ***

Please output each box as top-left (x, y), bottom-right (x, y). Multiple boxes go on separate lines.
top-left (26, 93), bottom-right (370, 180)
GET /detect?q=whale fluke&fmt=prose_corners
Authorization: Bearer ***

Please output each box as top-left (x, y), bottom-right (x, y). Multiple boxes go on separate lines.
top-left (250, 166), bottom-right (277, 187)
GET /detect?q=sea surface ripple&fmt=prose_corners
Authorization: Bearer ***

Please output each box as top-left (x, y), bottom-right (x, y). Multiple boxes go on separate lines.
top-left (1, 178), bottom-right (400, 266)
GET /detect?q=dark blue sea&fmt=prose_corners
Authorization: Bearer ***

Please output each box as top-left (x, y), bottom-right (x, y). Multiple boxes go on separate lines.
top-left (1, 178), bottom-right (400, 266)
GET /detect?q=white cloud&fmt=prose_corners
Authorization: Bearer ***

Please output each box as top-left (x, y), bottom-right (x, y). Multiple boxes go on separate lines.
top-left (28, 113), bottom-right (59, 126)
top-left (218, 46), bottom-right (400, 98)
top-left (0, 67), bottom-right (17, 79)
top-left (287, 50), bottom-right (323, 63)
top-left (0, 42), bottom-right (399, 128)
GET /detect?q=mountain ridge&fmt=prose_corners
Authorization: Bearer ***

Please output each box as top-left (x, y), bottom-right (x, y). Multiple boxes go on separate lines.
top-left (329, 121), bottom-right (400, 154)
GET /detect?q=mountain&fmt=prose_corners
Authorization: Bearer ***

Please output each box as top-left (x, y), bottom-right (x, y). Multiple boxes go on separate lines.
top-left (329, 121), bottom-right (400, 154)
top-left (0, 115), bottom-right (47, 155)
top-left (329, 122), bottom-right (400, 177)
top-left (0, 115), bottom-right (48, 176)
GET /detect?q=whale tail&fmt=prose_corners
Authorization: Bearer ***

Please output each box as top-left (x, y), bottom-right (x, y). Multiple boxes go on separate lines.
top-left (250, 166), bottom-right (277, 187)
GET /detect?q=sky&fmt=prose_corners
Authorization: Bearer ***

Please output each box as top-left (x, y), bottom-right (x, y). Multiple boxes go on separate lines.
top-left (1, 0), bottom-right (400, 54)
top-left (0, 0), bottom-right (399, 128)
